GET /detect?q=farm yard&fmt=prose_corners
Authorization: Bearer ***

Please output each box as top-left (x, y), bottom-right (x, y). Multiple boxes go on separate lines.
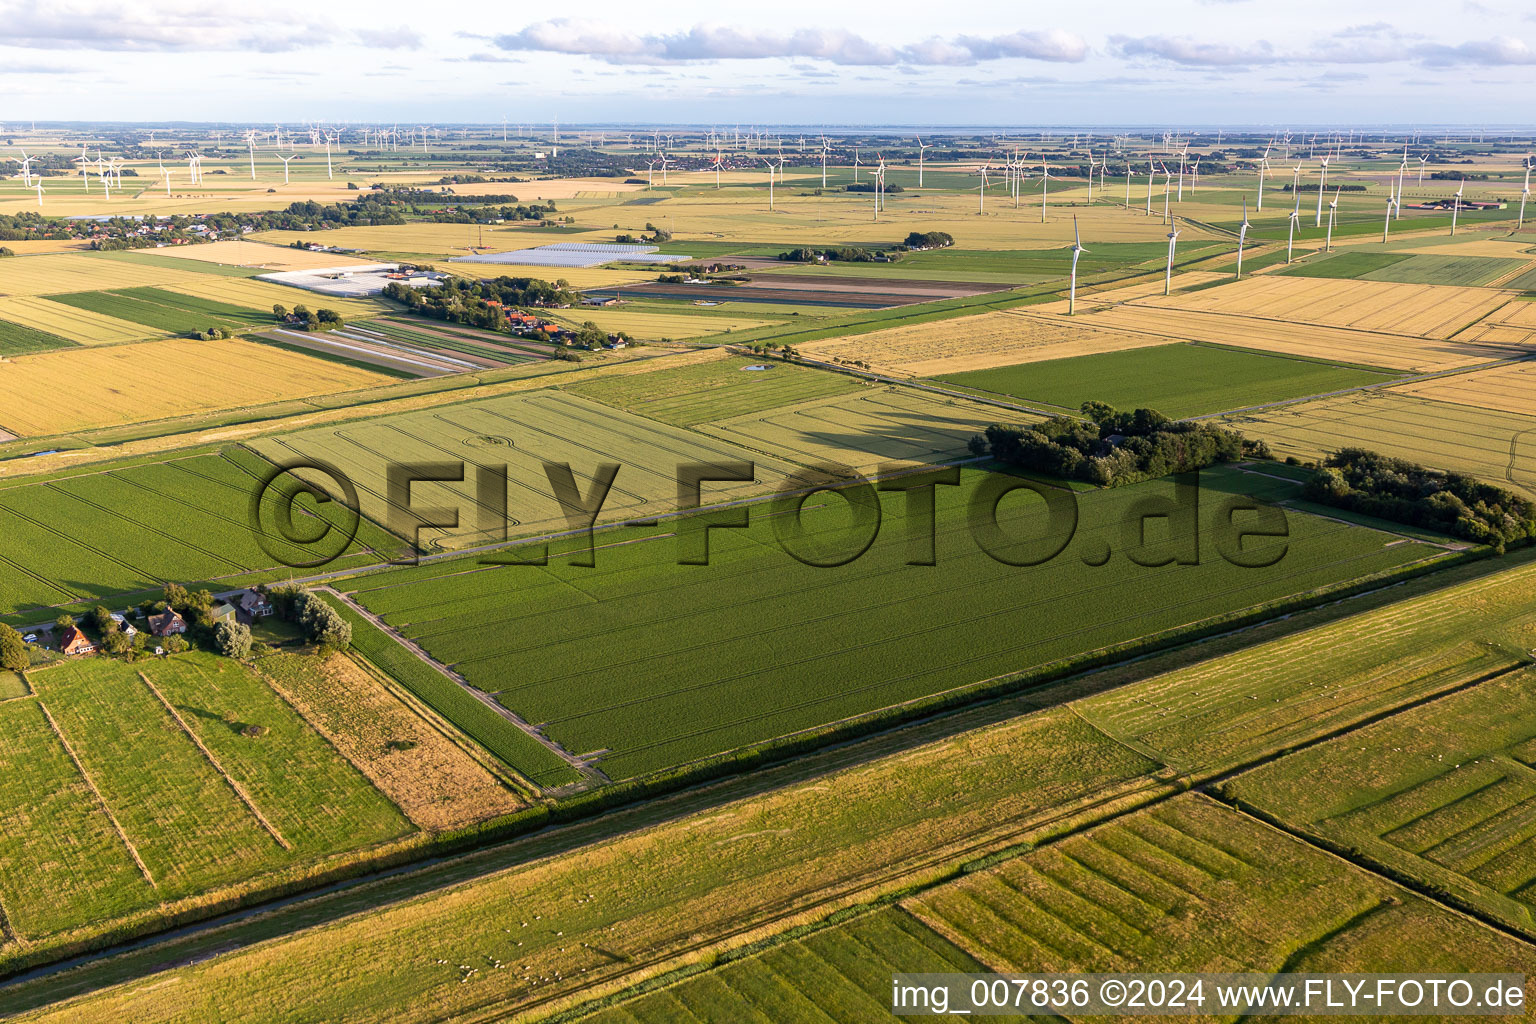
top-left (933, 342), bottom-right (1400, 417)
top-left (0, 338), bottom-right (395, 437)
top-left (348, 466), bottom-right (1442, 781)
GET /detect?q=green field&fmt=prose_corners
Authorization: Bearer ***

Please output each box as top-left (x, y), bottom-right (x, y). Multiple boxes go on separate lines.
top-left (933, 343), bottom-right (1397, 417)
top-left (563, 355), bottom-right (864, 426)
top-left (906, 794), bottom-right (1534, 975)
top-left (322, 594), bottom-right (583, 787)
top-left (48, 287), bottom-right (276, 334)
top-left (0, 317), bottom-right (77, 356)
top-left (1275, 251), bottom-right (1412, 279)
top-left (0, 447), bottom-right (401, 618)
top-left (1361, 253), bottom-right (1525, 286)
top-left (349, 465), bottom-right (1441, 780)
top-left (0, 651), bottom-right (411, 955)
top-left (1228, 666), bottom-right (1536, 937)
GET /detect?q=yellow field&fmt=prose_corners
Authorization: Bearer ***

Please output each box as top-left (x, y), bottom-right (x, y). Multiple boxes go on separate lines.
top-left (248, 224), bottom-right (618, 257)
top-left (449, 178), bottom-right (644, 200)
top-left (0, 239), bottom-right (91, 254)
top-left (546, 308), bottom-right (775, 339)
top-left (0, 296), bottom-right (165, 345)
top-left (1033, 270), bottom-right (1227, 313)
top-left (1381, 239), bottom-right (1536, 258)
top-left (800, 308), bottom-right (1170, 376)
top-left (0, 252), bottom-right (208, 297)
top-left (163, 277), bottom-right (388, 320)
top-left (1062, 305), bottom-right (1509, 372)
top-left (1227, 391), bottom-right (1536, 498)
top-left (1133, 276), bottom-right (1513, 339)
top-left (442, 264), bottom-right (655, 289)
top-left (141, 240), bottom-right (377, 271)
top-left (1455, 298), bottom-right (1536, 346)
top-left (1390, 360), bottom-right (1536, 415)
top-left (0, 338), bottom-right (393, 436)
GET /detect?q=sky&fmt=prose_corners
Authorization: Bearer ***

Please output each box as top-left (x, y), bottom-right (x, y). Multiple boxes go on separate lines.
top-left (1, 0), bottom-right (1533, 126)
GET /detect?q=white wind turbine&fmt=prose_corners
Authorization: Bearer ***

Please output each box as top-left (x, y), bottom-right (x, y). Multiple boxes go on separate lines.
top-left (1327, 186), bottom-right (1340, 251)
top-left (916, 136), bottom-right (932, 187)
top-left (1256, 141), bottom-right (1272, 210)
top-left (1395, 146), bottom-right (1407, 220)
top-left (1286, 206), bottom-right (1300, 263)
top-left (712, 150), bottom-right (724, 190)
top-left (1085, 152), bottom-right (1095, 203)
top-left (33, 179), bottom-right (43, 207)
top-left (1176, 144), bottom-right (1188, 202)
top-left (1145, 161), bottom-right (1155, 216)
top-left (874, 153), bottom-right (886, 220)
top-left (852, 147), bottom-right (861, 184)
top-left (976, 162), bottom-right (990, 214)
top-left (1450, 178), bottom-right (1464, 235)
top-left (1161, 163), bottom-right (1172, 224)
top-left (1519, 155), bottom-right (1531, 230)
top-left (763, 157), bottom-right (776, 210)
top-left (1191, 155), bottom-right (1201, 193)
top-left (1068, 215), bottom-right (1088, 315)
top-left (325, 133), bottom-right (334, 179)
top-left (278, 152), bottom-right (296, 185)
top-left (1314, 155), bottom-right (1330, 227)
top-left (645, 160), bottom-right (656, 187)
top-left (1040, 160), bottom-right (1051, 223)
top-left (247, 132), bottom-right (257, 180)
top-left (1124, 161), bottom-right (1132, 209)
top-left (1235, 198), bottom-right (1251, 279)
top-left (1417, 154), bottom-right (1428, 187)
top-left (75, 146), bottom-right (89, 192)
top-left (1164, 217), bottom-right (1181, 295)
top-left (1383, 182), bottom-right (1396, 242)
top-left (18, 149), bottom-right (31, 187)
top-left (819, 137), bottom-right (829, 189)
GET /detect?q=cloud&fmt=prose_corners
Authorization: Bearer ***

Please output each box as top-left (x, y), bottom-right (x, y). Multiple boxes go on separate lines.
top-left (1111, 30), bottom-right (1536, 68)
top-left (493, 20), bottom-right (1086, 66)
top-left (0, 3), bottom-right (412, 52)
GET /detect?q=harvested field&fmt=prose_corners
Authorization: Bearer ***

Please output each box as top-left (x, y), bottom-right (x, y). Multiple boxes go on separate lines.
top-left (587, 280), bottom-right (890, 309)
top-left (258, 653), bottom-right (523, 831)
top-left (545, 308), bottom-right (778, 339)
top-left (444, 264), bottom-right (654, 289)
top-left (1390, 360), bottom-right (1536, 415)
top-left (0, 338), bottom-right (394, 436)
top-left (798, 308), bottom-right (1170, 377)
top-left (0, 295), bottom-right (166, 345)
top-left (449, 177), bottom-right (645, 200)
top-left (1064, 305), bottom-right (1509, 372)
top-left (0, 252), bottom-right (207, 296)
top-left (1031, 270), bottom-right (1228, 312)
top-left (1227, 391), bottom-right (1536, 498)
top-left (1380, 238), bottom-right (1536, 258)
top-left (741, 272), bottom-right (1003, 300)
top-left (165, 276), bottom-right (388, 321)
top-left (249, 224), bottom-right (618, 258)
top-left (1133, 276), bottom-right (1513, 339)
top-left (140, 240), bottom-right (377, 271)
top-left (1456, 297), bottom-right (1536, 347)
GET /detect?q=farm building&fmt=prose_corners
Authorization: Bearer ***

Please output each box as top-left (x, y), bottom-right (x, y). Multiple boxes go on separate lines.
top-left (150, 607), bottom-right (187, 637)
top-left (238, 590), bottom-right (274, 618)
top-left (210, 601), bottom-right (238, 624)
top-left (58, 625), bottom-right (96, 656)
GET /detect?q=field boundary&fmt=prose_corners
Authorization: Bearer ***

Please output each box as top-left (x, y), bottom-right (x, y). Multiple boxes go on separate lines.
top-left (134, 671), bottom-right (292, 852)
top-left (35, 699), bottom-right (158, 888)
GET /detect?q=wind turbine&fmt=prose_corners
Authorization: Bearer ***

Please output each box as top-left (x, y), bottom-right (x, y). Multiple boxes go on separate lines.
top-left (1315, 155), bottom-right (1330, 227)
top-left (763, 157), bottom-right (776, 211)
top-left (1124, 162), bottom-right (1132, 209)
top-left (1161, 164), bottom-right (1172, 225)
top-left (1395, 147), bottom-right (1407, 220)
top-left (17, 149), bottom-right (31, 187)
top-left (278, 152), bottom-right (296, 185)
top-left (1176, 144), bottom-right (1188, 202)
top-left (1235, 198), bottom-right (1251, 279)
top-left (1417, 154), bottom-right (1428, 187)
top-left (1383, 183), bottom-right (1396, 243)
top-left (1190, 155), bottom-right (1201, 193)
top-left (1164, 217), bottom-right (1181, 295)
top-left (874, 153), bottom-right (886, 219)
top-left (1068, 215), bottom-right (1088, 315)
top-left (916, 135), bottom-right (932, 187)
top-left (1084, 152), bottom-right (1095, 203)
top-left (646, 160), bottom-right (656, 187)
top-left (1286, 207), bottom-right (1300, 263)
top-left (1327, 186), bottom-right (1340, 251)
top-left (976, 162), bottom-right (989, 214)
top-left (325, 133), bottom-right (334, 179)
top-left (33, 179), bottom-right (43, 207)
top-left (1519, 155), bottom-right (1531, 230)
top-left (247, 132), bottom-right (257, 180)
top-left (852, 147), bottom-right (861, 184)
top-left (712, 150), bottom-right (724, 189)
top-left (1450, 179), bottom-right (1464, 236)
top-left (1256, 141), bottom-right (1271, 210)
top-left (1145, 161), bottom-right (1155, 216)
top-left (819, 137), bottom-right (828, 189)
top-left (1039, 160), bottom-right (1050, 223)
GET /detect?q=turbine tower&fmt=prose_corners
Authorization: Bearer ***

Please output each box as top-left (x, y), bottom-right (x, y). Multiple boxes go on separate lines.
top-left (1235, 199), bottom-right (1251, 279)
top-left (916, 135), bottom-right (931, 187)
top-left (1383, 183), bottom-right (1396, 243)
top-left (1315, 156), bottom-right (1330, 227)
top-left (1164, 218), bottom-right (1181, 295)
top-left (1039, 160), bottom-right (1050, 223)
top-left (1068, 215), bottom-right (1088, 315)
top-left (1519, 155), bottom-right (1531, 230)
top-left (1286, 207), bottom-right (1299, 264)
top-left (1450, 179), bottom-right (1464, 236)
top-left (1327, 186), bottom-right (1341, 251)
top-left (278, 152), bottom-right (295, 185)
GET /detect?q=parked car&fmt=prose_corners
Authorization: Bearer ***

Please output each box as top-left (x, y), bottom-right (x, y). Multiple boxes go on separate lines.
top-left (22, 633), bottom-right (37, 644)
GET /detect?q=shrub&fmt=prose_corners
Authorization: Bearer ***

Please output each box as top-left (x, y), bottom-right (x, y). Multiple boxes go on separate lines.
top-left (214, 620), bottom-right (253, 660)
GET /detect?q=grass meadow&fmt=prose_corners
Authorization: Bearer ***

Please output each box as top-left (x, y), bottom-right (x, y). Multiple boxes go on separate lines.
top-left (932, 342), bottom-right (1398, 417)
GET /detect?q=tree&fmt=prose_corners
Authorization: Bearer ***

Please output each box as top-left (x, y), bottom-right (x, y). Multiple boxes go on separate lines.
top-left (272, 303), bottom-right (288, 320)
top-left (214, 620), bottom-right (253, 660)
top-left (54, 613), bottom-right (76, 634)
top-left (103, 631), bottom-right (134, 658)
top-left (165, 635), bottom-right (189, 654)
top-left (89, 605), bottom-right (116, 634)
top-left (0, 623), bottom-right (27, 672)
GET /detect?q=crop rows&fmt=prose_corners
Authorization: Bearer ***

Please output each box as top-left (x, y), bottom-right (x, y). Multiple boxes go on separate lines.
top-left (563, 355), bottom-right (862, 426)
top-left (48, 287), bottom-right (274, 334)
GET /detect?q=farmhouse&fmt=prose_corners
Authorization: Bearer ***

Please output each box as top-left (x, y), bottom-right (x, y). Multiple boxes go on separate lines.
top-left (238, 590), bottom-right (274, 619)
top-left (58, 624), bottom-right (96, 656)
top-left (210, 600), bottom-right (238, 625)
top-left (150, 607), bottom-right (187, 637)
